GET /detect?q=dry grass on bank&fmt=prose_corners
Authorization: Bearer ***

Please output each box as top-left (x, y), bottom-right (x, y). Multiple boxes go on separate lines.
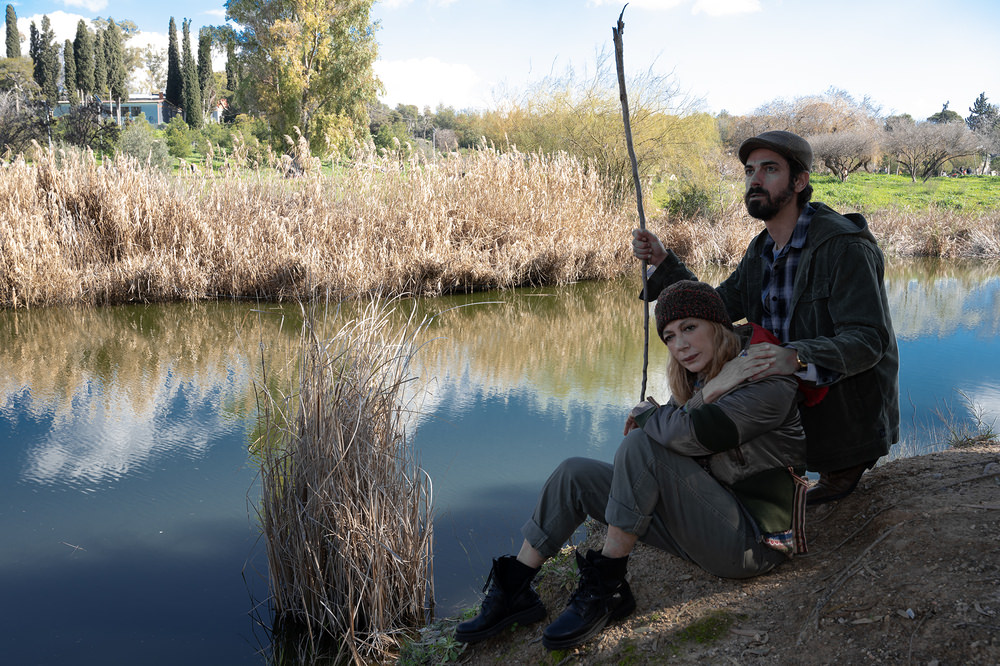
top-left (253, 300), bottom-right (433, 664)
top-left (3, 145), bottom-right (999, 310)
top-left (0, 144), bottom-right (632, 309)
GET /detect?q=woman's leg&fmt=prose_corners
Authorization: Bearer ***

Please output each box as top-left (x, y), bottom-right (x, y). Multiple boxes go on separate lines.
top-left (606, 429), bottom-right (785, 579)
top-left (460, 456), bottom-right (614, 645)
top-left (520, 456), bottom-right (615, 558)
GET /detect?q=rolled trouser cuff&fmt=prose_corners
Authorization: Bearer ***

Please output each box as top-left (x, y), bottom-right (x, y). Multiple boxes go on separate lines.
top-left (604, 494), bottom-right (651, 537)
top-left (520, 518), bottom-right (566, 559)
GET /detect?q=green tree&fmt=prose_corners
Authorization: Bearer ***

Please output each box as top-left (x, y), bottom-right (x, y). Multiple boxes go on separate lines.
top-left (965, 92), bottom-right (999, 174)
top-left (224, 40), bottom-right (238, 100)
top-left (73, 20), bottom-right (94, 96)
top-left (29, 18), bottom-right (59, 103)
top-left (0, 55), bottom-right (34, 92)
top-left (966, 92), bottom-right (998, 133)
top-left (225, 0), bottom-right (381, 153)
top-left (103, 19), bottom-right (127, 102)
top-left (93, 28), bottom-right (106, 97)
top-left (927, 101), bottom-right (962, 124)
top-left (164, 114), bottom-right (192, 157)
top-left (181, 19), bottom-right (202, 128)
top-left (63, 40), bottom-right (76, 100)
top-left (197, 28), bottom-right (215, 118)
top-left (5, 4), bottom-right (19, 58)
top-left (165, 17), bottom-right (182, 107)
top-left (92, 18), bottom-right (141, 93)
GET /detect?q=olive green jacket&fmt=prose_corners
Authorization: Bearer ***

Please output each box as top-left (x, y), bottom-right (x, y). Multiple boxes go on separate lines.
top-left (635, 346), bottom-right (805, 534)
top-left (644, 202), bottom-right (899, 471)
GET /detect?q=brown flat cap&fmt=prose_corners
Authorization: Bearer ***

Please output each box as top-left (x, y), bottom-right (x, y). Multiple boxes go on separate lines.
top-left (738, 130), bottom-right (813, 171)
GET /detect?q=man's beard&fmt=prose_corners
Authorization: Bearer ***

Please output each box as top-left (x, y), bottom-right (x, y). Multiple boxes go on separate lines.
top-left (744, 183), bottom-right (795, 220)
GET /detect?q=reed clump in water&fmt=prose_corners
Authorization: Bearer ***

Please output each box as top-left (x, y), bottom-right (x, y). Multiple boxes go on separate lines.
top-left (254, 300), bottom-right (433, 664)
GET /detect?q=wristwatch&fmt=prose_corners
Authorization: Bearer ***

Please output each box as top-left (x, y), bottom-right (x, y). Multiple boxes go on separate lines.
top-left (795, 351), bottom-right (808, 371)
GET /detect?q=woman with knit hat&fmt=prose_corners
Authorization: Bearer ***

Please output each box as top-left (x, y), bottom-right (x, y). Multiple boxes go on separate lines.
top-left (455, 280), bottom-right (807, 651)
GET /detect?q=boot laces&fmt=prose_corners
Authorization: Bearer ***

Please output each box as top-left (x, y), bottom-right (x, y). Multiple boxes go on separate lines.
top-left (569, 563), bottom-right (606, 607)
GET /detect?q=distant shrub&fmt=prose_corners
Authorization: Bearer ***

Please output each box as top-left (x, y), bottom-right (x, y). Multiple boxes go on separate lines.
top-left (165, 116), bottom-right (192, 159)
top-left (118, 119), bottom-right (171, 170)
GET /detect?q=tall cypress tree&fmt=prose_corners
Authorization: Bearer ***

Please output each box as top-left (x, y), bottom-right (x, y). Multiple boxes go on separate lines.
top-left (63, 39), bottom-right (76, 100)
top-left (104, 19), bottom-right (127, 102)
top-left (29, 22), bottom-right (38, 72)
top-left (92, 28), bottom-right (106, 97)
top-left (40, 17), bottom-right (59, 102)
top-left (5, 4), bottom-right (19, 58)
top-left (29, 17), bottom-right (60, 103)
top-left (197, 28), bottom-right (213, 116)
top-left (181, 19), bottom-right (201, 128)
top-left (165, 17), bottom-right (182, 107)
top-left (225, 40), bottom-right (239, 95)
top-left (74, 20), bottom-right (94, 96)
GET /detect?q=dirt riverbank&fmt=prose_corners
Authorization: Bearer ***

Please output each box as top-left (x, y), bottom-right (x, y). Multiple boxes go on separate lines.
top-left (448, 441), bottom-right (1000, 665)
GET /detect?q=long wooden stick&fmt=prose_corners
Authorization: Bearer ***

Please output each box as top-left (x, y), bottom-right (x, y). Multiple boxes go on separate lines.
top-left (613, 5), bottom-right (650, 401)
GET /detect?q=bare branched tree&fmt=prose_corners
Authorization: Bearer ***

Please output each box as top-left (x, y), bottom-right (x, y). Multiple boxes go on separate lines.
top-left (725, 88), bottom-right (882, 167)
top-left (0, 88), bottom-right (45, 153)
top-left (884, 119), bottom-right (981, 182)
top-left (808, 130), bottom-right (880, 181)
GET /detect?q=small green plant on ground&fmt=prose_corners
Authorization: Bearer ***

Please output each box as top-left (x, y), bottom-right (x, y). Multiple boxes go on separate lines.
top-left (396, 617), bottom-right (467, 666)
top-left (537, 543), bottom-right (580, 594)
top-left (673, 609), bottom-right (737, 644)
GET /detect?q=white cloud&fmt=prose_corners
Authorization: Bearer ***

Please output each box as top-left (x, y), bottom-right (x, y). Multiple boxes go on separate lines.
top-left (203, 8), bottom-right (227, 19)
top-left (58, 0), bottom-right (108, 12)
top-left (375, 56), bottom-right (484, 110)
top-left (691, 0), bottom-right (761, 16)
top-left (20, 10), bottom-right (88, 45)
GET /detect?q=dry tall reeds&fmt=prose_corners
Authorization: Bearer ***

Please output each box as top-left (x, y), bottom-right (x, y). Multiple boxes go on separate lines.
top-left (254, 299), bottom-right (433, 664)
top-left (1, 143), bottom-right (633, 308)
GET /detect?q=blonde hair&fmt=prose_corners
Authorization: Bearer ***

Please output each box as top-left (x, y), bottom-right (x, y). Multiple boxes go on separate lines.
top-left (667, 321), bottom-right (741, 403)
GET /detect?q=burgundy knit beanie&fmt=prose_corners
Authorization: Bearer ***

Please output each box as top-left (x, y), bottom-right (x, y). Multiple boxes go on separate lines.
top-left (655, 280), bottom-right (731, 340)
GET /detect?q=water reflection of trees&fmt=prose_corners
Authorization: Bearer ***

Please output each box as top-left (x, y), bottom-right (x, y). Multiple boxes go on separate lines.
top-left (2, 259), bottom-right (998, 484)
top-left (0, 303), bottom-right (303, 486)
top-left (404, 259), bottom-right (1000, 399)
top-left (4, 259), bottom-right (996, 420)
top-left (885, 259), bottom-right (1000, 339)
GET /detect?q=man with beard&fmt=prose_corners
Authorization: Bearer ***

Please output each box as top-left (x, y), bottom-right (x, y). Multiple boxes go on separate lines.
top-left (632, 130), bottom-right (899, 505)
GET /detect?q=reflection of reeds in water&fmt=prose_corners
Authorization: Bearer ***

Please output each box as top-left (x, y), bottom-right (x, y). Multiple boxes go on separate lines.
top-left (254, 301), bottom-right (433, 664)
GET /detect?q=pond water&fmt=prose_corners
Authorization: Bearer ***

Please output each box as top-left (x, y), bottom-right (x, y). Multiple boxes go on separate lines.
top-left (1, 259), bottom-right (998, 664)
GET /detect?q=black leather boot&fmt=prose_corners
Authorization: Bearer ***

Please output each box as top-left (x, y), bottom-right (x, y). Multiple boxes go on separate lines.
top-left (455, 555), bottom-right (546, 643)
top-left (542, 549), bottom-right (636, 650)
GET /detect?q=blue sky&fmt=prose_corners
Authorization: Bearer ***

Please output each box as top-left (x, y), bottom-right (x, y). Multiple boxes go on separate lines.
top-left (14, 0), bottom-right (1000, 120)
